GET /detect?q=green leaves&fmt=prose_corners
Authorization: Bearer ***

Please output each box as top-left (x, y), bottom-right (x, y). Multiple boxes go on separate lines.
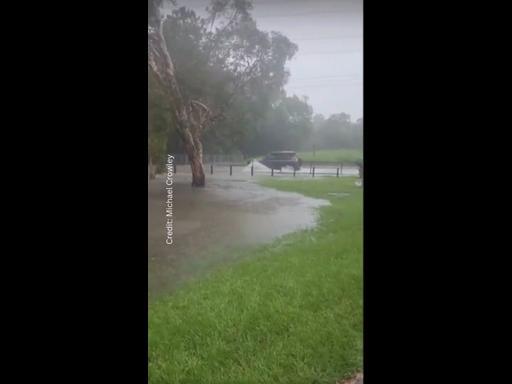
top-left (149, 0), bottom-right (317, 158)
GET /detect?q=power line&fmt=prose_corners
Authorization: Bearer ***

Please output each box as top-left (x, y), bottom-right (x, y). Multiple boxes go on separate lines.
top-left (174, 0), bottom-right (362, 14)
top-left (290, 77), bottom-right (362, 84)
top-left (253, 0), bottom-right (357, 4)
top-left (254, 11), bottom-right (360, 18)
top-left (289, 83), bottom-right (361, 87)
top-left (298, 49), bottom-right (361, 55)
top-left (181, 0), bottom-right (359, 6)
top-left (292, 74), bottom-right (361, 81)
top-left (292, 35), bottom-right (362, 41)
top-left (289, 78), bottom-right (363, 83)
top-left (289, 84), bottom-right (361, 89)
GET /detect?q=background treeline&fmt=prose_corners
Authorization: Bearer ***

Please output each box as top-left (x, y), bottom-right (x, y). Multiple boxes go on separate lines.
top-left (149, 3), bottom-right (363, 165)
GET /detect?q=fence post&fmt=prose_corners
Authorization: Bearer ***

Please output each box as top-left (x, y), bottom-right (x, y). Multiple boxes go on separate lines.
top-left (210, 164), bottom-right (213, 175)
top-left (230, 165), bottom-right (233, 176)
top-left (271, 168), bottom-right (274, 177)
top-left (312, 167), bottom-right (315, 177)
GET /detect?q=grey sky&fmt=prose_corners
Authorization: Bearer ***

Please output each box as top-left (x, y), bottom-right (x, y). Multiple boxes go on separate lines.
top-left (171, 0), bottom-right (363, 121)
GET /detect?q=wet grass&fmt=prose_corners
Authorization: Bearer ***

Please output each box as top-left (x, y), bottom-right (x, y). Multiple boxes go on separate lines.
top-left (149, 177), bottom-right (363, 384)
top-left (297, 149), bottom-right (363, 164)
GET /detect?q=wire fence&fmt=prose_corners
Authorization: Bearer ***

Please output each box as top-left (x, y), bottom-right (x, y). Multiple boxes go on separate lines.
top-left (171, 163), bottom-right (362, 178)
top-left (171, 153), bottom-right (246, 165)
top-left (166, 154), bottom-right (363, 178)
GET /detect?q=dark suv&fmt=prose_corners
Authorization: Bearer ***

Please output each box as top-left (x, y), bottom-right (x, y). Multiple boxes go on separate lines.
top-left (261, 151), bottom-right (302, 171)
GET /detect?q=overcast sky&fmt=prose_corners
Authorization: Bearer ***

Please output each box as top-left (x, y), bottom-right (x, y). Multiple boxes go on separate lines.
top-left (171, 0), bottom-right (363, 121)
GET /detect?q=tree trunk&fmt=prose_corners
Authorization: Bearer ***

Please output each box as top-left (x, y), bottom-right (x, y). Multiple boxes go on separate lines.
top-left (182, 129), bottom-right (205, 186)
top-left (188, 152), bottom-right (205, 187)
top-left (148, 23), bottom-right (206, 187)
top-left (192, 132), bottom-right (204, 164)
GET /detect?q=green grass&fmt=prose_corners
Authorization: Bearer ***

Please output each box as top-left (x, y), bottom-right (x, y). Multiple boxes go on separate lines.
top-left (149, 177), bottom-right (363, 384)
top-left (297, 149), bottom-right (363, 164)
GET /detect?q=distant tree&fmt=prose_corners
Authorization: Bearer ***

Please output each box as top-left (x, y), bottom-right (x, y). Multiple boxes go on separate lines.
top-left (311, 112), bottom-right (363, 150)
top-left (331, 112), bottom-right (351, 123)
top-left (312, 114), bottom-right (325, 129)
top-left (242, 95), bottom-right (313, 155)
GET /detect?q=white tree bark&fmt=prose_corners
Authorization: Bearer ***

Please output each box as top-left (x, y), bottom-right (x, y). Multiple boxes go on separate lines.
top-left (148, 24), bottom-right (206, 186)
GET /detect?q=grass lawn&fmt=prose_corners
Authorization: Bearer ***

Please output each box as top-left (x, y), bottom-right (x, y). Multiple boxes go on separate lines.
top-left (297, 149), bottom-right (363, 164)
top-left (148, 177), bottom-right (363, 384)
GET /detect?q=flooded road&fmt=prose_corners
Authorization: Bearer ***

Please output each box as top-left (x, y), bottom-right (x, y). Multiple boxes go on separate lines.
top-left (148, 173), bottom-right (329, 299)
top-left (173, 162), bottom-right (360, 178)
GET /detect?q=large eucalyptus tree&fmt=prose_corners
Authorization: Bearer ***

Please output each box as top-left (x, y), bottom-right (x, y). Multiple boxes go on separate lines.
top-left (148, 0), bottom-right (297, 186)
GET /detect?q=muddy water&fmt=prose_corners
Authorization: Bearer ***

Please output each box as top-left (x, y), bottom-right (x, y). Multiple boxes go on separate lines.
top-left (148, 174), bottom-right (329, 299)
top-left (241, 161), bottom-right (360, 177)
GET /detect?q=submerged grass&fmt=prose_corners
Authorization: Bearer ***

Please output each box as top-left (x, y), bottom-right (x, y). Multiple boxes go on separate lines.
top-left (149, 177), bottom-right (363, 384)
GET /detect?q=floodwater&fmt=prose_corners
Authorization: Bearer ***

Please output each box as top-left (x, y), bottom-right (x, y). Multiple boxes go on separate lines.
top-left (172, 161), bottom-right (360, 180)
top-left (148, 173), bottom-right (329, 299)
top-left (242, 161), bottom-right (360, 177)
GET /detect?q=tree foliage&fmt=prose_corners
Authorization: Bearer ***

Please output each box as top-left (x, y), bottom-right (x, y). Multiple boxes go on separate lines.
top-left (148, 0), bottom-right (362, 164)
top-left (309, 113), bottom-right (363, 150)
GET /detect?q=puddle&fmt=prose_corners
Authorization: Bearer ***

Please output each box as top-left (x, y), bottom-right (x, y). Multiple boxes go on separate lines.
top-left (148, 176), bottom-right (329, 299)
